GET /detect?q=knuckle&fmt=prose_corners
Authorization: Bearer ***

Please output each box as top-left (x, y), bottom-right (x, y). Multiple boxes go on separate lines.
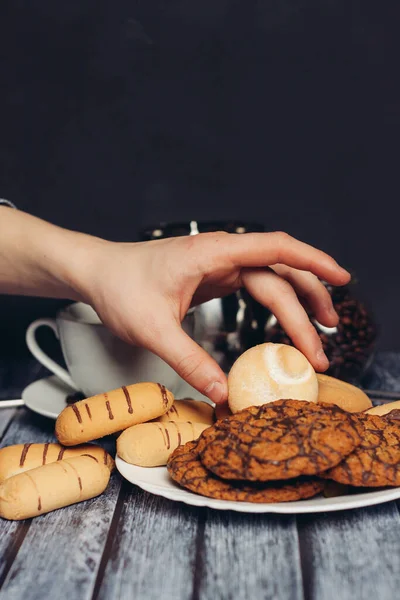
top-left (274, 277), bottom-right (295, 297)
top-left (175, 352), bottom-right (206, 381)
top-left (201, 230), bottom-right (229, 238)
top-left (268, 231), bottom-right (292, 263)
top-left (266, 279), bottom-right (296, 313)
top-left (273, 231), bottom-right (291, 242)
top-left (197, 231), bottom-right (229, 247)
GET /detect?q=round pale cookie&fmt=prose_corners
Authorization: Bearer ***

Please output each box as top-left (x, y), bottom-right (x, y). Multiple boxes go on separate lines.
top-left (317, 374), bottom-right (372, 412)
top-left (198, 399), bottom-right (362, 481)
top-left (366, 400), bottom-right (400, 416)
top-left (322, 413), bottom-right (400, 487)
top-left (167, 440), bottom-right (324, 503)
top-left (228, 343), bottom-right (318, 413)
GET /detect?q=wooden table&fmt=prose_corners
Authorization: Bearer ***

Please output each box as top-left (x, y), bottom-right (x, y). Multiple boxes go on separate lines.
top-left (1, 355), bottom-right (400, 600)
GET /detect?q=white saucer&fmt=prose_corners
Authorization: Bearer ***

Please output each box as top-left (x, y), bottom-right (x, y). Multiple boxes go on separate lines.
top-left (22, 375), bottom-right (76, 419)
top-left (116, 456), bottom-right (400, 514)
top-left (22, 375), bottom-right (213, 420)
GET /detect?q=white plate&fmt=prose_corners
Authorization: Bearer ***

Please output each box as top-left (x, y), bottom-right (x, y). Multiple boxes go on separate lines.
top-left (116, 456), bottom-right (400, 514)
top-left (22, 375), bottom-right (213, 420)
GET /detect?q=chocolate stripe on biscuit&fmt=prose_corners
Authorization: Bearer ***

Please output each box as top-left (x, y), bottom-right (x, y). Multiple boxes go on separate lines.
top-left (168, 405), bottom-right (178, 417)
top-left (42, 443), bottom-right (49, 465)
top-left (72, 404), bottom-right (82, 424)
top-left (85, 403), bottom-right (92, 420)
top-left (20, 443), bottom-right (32, 467)
top-left (172, 422), bottom-right (181, 447)
top-left (105, 399), bottom-right (114, 420)
top-left (122, 386), bottom-right (133, 414)
top-left (81, 453), bottom-right (99, 463)
top-left (103, 449), bottom-right (108, 465)
top-left (165, 428), bottom-right (171, 450)
top-left (57, 447), bottom-right (65, 461)
top-left (156, 424), bottom-right (169, 449)
top-left (158, 383), bottom-right (169, 408)
top-left (68, 462), bottom-right (83, 494)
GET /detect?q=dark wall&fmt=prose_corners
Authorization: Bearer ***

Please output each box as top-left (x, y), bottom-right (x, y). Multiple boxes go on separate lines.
top-left (1, 1), bottom-right (399, 352)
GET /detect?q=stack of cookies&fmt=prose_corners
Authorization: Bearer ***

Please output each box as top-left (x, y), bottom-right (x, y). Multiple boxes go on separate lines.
top-left (167, 399), bottom-right (400, 503)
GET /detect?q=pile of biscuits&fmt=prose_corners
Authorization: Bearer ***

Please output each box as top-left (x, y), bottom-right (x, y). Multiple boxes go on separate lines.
top-left (2, 341), bottom-right (400, 516)
top-left (168, 398), bottom-right (400, 502)
top-left (0, 382), bottom-right (213, 520)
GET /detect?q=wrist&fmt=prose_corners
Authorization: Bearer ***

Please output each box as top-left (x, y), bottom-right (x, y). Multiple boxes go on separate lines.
top-left (0, 209), bottom-right (104, 300)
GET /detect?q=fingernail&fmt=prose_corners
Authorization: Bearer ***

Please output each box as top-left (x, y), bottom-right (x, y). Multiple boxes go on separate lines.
top-left (338, 265), bottom-right (350, 277)
top-left (329, 306), bottom-right (339, 320)
top-left (204, 381), bottom-right (227, 404)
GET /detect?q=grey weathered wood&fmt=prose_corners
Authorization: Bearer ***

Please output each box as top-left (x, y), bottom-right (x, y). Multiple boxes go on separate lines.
top-left (0, 474), bottom-right (121, 600)
top-left (0, 519), bottom-right (23, 584)
top-left (96, 487), bottom-right (200, 600)
top-left (0, 407), bottom-right (55, 447)
top-left (0, 407), bottom-right (53, 586)
top-left (0, 408), bottom-right (16, 440)
top-left (297, 503), bottom-right (400, 600)
top-left (0, 407), bottom-right (121, 600)
top-left (2, 351), bottom-right (400, 600)
top-left (198, 510), bottom-right (304, 600)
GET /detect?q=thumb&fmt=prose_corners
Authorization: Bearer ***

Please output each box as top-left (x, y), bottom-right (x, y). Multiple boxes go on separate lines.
top-left (149, 324), bottom-right (228, 404)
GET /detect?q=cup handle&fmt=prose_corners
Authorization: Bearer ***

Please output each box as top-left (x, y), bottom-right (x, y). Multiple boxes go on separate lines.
top-left (25, 318), bottom-right (78, 390)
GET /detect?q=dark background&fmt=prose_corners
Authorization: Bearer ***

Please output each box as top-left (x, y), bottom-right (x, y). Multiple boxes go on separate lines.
top-left (0, 0), bottom-right (399, 357)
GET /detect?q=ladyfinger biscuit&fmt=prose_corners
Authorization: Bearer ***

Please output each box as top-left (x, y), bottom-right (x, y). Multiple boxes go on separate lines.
top-left (0, 455), bottom-right (110, 520)
top-left (55, 382), bottom-right (174, 446)
top-left (117, 421), bottom-right (208, 467)
top-left (317, 374), bottom-right (372, 412)
top-left (155, 399), bottom-right (214, 425)
top-left (366, 400), bottom-right (400, 416)
top-left (0, 443), bottom-right (114, 483)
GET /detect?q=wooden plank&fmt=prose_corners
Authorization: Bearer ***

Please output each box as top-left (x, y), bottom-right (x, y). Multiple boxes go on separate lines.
top-left (0, 474), bottom-right (122, 600)
top-left (197, 510), bottom-right (304, 600)
top-left (297, 503), bottom-right (400, 600)
top-left (0, 407), bottom-right (55, 447)
top-left (0, 408), bottom-right (53, 585)
top-left (0, 408), bottom-right (16, 440)
top-left (0, 407), bottom-right (122, 600)
top-left (95, 487), bottom-right (201, 600)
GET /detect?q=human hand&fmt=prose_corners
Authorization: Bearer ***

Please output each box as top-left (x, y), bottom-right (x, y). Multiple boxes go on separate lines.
top-left (0, 210), bottom-right (349, 404)
top-left (75, 232), bottom-right (350, 404)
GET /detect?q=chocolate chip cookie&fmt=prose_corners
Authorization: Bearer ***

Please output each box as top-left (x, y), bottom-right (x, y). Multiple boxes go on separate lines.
top-left (323, 413), bottom-right (400, 487)
top-left (167, 440), bottom-right (324, 503)
top-left (198, 400), bottom-right (362, 481)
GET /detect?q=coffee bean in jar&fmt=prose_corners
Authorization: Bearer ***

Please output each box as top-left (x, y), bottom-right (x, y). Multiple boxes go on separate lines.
top-left (264, 280), bottom-right (377, 384)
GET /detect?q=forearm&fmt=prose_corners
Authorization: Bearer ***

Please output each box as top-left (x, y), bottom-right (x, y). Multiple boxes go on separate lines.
top-left (0, 208), bottom-right (97, 300)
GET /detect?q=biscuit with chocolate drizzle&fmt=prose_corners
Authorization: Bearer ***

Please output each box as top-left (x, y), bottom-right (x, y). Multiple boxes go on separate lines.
top-left (198, 399), bottom-right (362, 481)
top-left (323, 413), bottom-right (400, 487)
top-left (167, 440), bottom-right (324, 503)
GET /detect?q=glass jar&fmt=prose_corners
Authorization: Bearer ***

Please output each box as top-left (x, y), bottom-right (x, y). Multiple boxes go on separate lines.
top-left (264, 280), bottom-right (377, 383)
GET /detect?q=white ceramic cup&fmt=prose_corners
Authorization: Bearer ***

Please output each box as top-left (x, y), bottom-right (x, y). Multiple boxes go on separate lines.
top-left (26, 302), bottom-right (195, 397)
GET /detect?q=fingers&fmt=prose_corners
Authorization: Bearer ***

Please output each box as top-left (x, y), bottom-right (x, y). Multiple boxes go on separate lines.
top-left (241, 268), bottom-right (329, 371)
top-left (200, 231), bottom-right (350, 286)
top-left (144, 321), bottom-right (228, 404)
top-left (271, 265), bottom-right (339, 327)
